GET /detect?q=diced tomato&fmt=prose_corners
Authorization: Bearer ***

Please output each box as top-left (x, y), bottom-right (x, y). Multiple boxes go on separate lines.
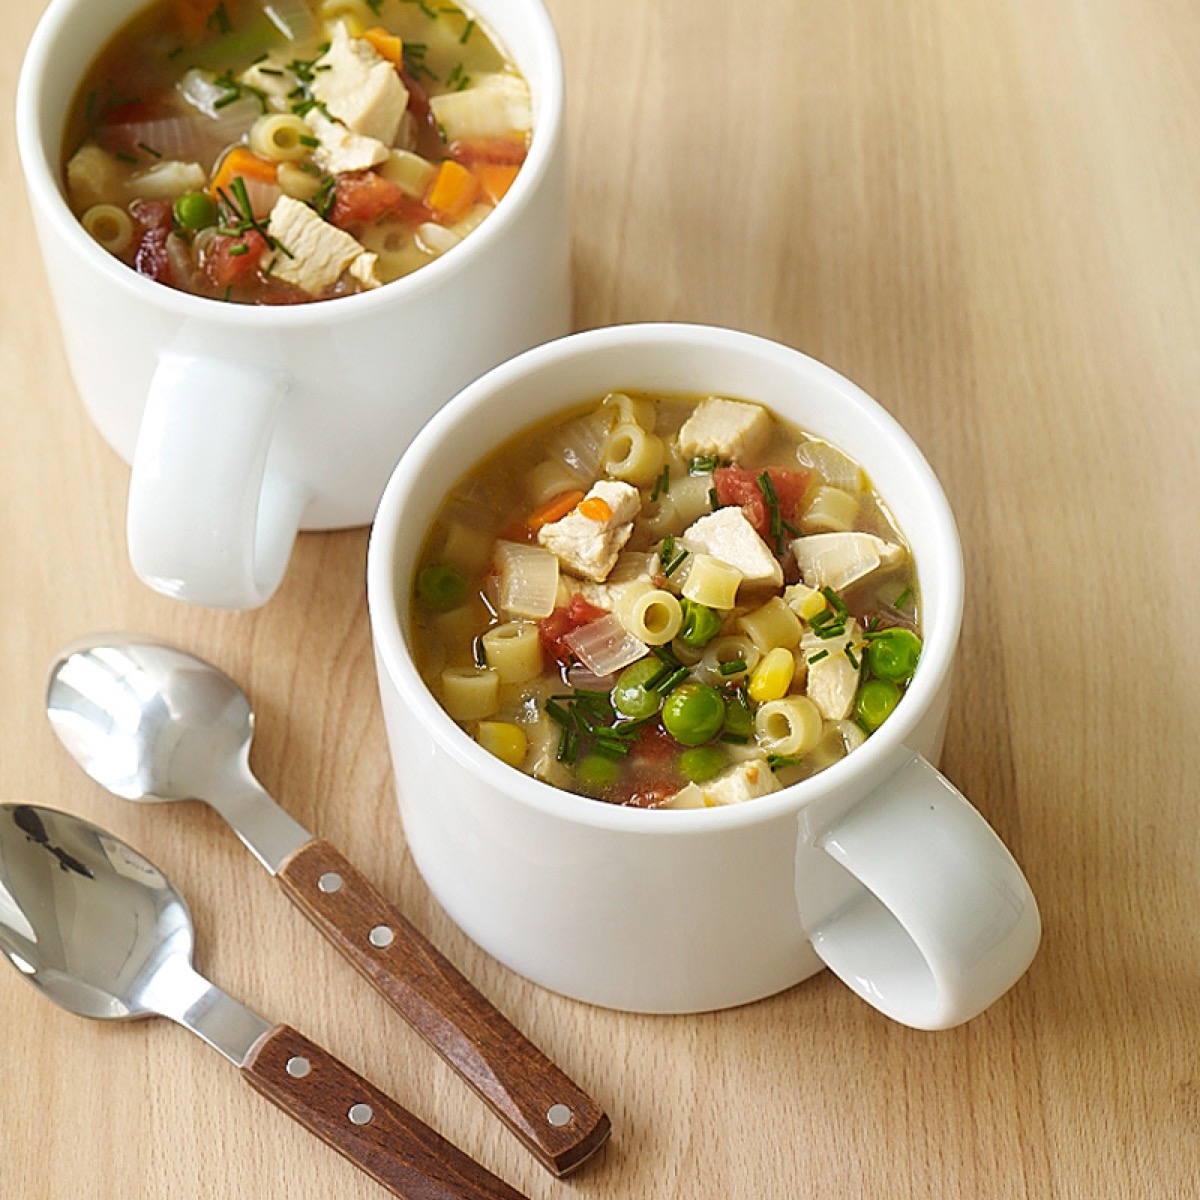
top-left (538, 594), bottom-right (609, 663)
top-left (203, 230), bottom-right (270, 290)
top-left (449, 137), bottom-right (528, 167)
top-left (713, 466), bottom-right (809, 541)
top-left (329, 170), bottom-right (430, 231)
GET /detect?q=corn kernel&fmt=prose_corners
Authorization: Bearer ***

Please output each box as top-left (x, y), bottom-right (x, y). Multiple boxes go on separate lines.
top-left (748, 646), bottom-right (796, 702)
top-left (785, 583), bottom-right (827, 622)
top-left (476, 721), bottom-right (528, 768)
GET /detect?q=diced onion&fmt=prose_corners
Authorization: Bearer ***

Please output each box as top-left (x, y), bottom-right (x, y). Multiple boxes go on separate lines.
top-left (795, 439), bottom-right (864, 492)
top-left (545, 412), bottom-right (608, 479)
top-left (495, 541), bottom-right (559, 618)
top-left (263, 0), bottom-right (317, 41)
top-left (566, 664), bottom-right (618, 692)
top-left (563, 614), bottom-right (648, 676)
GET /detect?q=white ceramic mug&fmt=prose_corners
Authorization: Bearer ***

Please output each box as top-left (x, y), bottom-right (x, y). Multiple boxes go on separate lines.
top-left (16, 0), bottom-right (569, 608)
top-left (367, 324), bottom-right (1041, 1029)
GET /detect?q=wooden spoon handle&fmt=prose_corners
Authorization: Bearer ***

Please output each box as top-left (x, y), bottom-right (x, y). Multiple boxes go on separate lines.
top-left (243, 1024), bottom-right (527, 1200)
top-left (277, 839), bottom-right (611, 1177)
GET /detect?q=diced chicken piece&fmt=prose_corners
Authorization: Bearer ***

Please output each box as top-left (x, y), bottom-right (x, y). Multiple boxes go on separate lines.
top-left (125, 160), bottom-right (206, 201)
top-left (238, 58), bottom-right (299, 108)
top-left (537, 480), bottom-right (641, 582)
top-left (791, 532), bottom-right (905, 592)
top-left (676, 397), bottom-right (772, 462)
top-left (311, 24), bottom-right (408, 145)
top-left (304, 109), bottom-right (389, 174)
top-left (801, 619), bottom-right (864, 721)
top-left (682, 507), bottom-right (783, 588)
top-left (347, 251), bottom-right (382, 289)
top-left (429, 72), bottom-right (532, 143)
top-left (667, 759), bottom-right (781, 809)
top-left (265, 195), bottom-right (372, 295)
top-left (65, 145), bottom-right (125, 209)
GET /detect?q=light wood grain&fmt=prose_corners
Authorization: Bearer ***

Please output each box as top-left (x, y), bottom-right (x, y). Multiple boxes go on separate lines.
top-left (3, 1), bottom-right (1199, 1198)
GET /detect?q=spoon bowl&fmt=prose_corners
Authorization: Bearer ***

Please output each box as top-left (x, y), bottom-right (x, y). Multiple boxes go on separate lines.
top-left (47, 638), bottom-right (256, 805)
top-left (46, 635), bottom-right (611, 1176)
top-left (0, 802), bottom-right (530, 1200)
top-left (0, 803), bottom-right (192, 1022)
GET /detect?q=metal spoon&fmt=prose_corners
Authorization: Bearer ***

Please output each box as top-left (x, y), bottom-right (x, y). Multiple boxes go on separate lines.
top-left (46, 636), bottom-right (609, 1178)
top-left (0, 802), bottom-right (525, 1200)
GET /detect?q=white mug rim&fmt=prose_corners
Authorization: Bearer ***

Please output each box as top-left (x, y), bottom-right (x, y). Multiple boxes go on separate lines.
top-left (367, 322), bottom-right (965, 836)
top-left (14, 0), bottom-right (565, 327)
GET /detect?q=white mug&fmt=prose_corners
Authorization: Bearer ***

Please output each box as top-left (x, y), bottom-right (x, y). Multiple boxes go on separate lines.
top-left (366, 324), bottom-right (1041, 1029)
top-left (16, 0), bottom-right (569, 608)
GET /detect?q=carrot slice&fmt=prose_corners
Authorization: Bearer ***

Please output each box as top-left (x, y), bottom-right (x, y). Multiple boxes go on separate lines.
top-left (425, 159), bottom-right (480, 222)
top-left (473, 162), bottom-right (520, 204)
top-left (362, 26), bottom-right (403, 65)
top-left (577, 497), bottom-right (612, 522)
top-left (210, 147), bottom-right (278, 200)
top-left (526, 489), bottom-right (585, 531)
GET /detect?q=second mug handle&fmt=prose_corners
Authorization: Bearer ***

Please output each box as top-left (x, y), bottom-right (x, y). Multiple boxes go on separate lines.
top-left (126, 349), bottom-right (307, 609)
top-left (806, 755), bottom-right (1041, 1030)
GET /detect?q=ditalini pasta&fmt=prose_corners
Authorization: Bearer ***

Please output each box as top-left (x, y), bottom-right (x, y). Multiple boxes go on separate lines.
top-left (411, 391), bottom-right (925, 809)
top-left (62, 0), bottom-right (530, 303)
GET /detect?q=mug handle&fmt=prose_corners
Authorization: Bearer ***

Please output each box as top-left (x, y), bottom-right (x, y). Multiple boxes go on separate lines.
top-left (806, 756), bottom-right (1041, 1030)
top-left (126, 350), bottom-right (308, 608)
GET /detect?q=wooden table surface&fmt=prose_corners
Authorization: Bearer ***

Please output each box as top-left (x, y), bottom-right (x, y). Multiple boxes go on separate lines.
top-left (3, 1), bottom-right (1199, 1197)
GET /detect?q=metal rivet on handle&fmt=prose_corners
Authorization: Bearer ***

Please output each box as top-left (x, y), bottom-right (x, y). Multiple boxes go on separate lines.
top-left (547, 1104), bottom-right (573, 1127)
top-left (348, 1103), bottom-right (374, 1126)
top-left (286, 1056), bottom-right (311, 1078)
top-left (368, 925), bottom-right (395, 948)
top-left (318, 872), bottom-right (343, 894)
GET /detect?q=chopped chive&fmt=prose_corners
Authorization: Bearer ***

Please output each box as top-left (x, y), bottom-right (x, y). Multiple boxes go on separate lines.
top-left (719, 658), bottom-right (748, 676)
top-left (709, 487), bottom-right (719, 511)
top-left (650, 465), bottom-right (670, 502)
top-left (894, 587), bottom-right (913, 609)
top-left (115, 151), bottom-right (138, 164)
top-left (460, 16), bottom-right (475, 42)
top-left (228, 242), bottom-right (249, 257)
top-left (807, 649), bottom-right (830, 664)
top-left (663, 547), bottom-right (689, 577)
top-left (654, 666), bottom-right (690, 695)
top-left (137, 142), bottom-right (162, 158)
top-left (844, 645), bottom-right (860, 670)
top-left (690, 455), bottom-right (720, 474)
top-left (767, 754), bottom-right (804, 771)
top-left (821, 587), bottom-right (849, 617)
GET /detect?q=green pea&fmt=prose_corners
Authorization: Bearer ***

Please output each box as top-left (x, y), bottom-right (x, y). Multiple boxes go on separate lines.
top-left (679, 744), bottom-right (726, 783)
top-left (677, 598), bottom-right (722, 649)
top-left (722, 693), bottom-right (754, 741)
top-left (855, 678), bottom-right (902, 733)
top-left (865, 628), bottom-right (922, 684)
top-left (612, 657), bottom-right (663, 720)
top-left (662, 682), bottom-right (726, 747)
top-left (173, 191), bottom-right (217, 231)
top-left (416, 563), bottom-right (468, 613)
top-left (575, 753), bottom-right (621, 792)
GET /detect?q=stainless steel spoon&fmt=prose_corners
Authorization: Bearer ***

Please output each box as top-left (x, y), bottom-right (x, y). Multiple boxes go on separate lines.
top-left (0, 802), bottom-right (525, 1200)
top-left (46, 636), bottom-right (609, 1178)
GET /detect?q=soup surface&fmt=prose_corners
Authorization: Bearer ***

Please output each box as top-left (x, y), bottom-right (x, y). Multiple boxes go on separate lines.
top-left (410, 392), bottom-right (924, 809)
top-left (63, 0), bottom-right (529, 303)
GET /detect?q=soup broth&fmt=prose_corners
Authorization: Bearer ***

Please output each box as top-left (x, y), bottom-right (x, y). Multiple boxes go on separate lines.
top-left (410, 392), bottom-right (923, 809)
top-left (63, 0), bottom-right (529, 303)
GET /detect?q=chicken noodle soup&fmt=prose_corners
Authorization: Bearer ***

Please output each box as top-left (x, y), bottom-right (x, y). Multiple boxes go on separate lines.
top-left (410, 392), bottom-right (923, 809)
top-left (63, 0), bottom-right (530, 303)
